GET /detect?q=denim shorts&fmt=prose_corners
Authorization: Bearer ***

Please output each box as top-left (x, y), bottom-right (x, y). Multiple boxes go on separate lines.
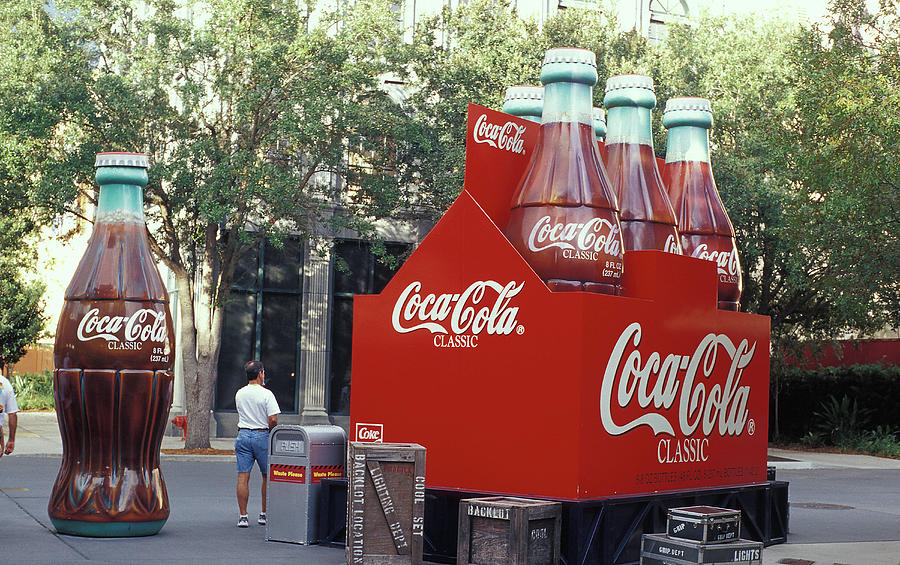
top-left (234, 429), bottom-right (269, 475)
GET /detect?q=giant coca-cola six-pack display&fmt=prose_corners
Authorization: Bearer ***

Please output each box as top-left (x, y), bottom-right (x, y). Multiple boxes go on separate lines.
top-left (349, 47), bottom-right (768, 502)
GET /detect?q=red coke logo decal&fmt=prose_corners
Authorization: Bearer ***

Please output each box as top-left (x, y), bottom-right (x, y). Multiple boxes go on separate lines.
top-left (355, 423), bottom-right (383, 442)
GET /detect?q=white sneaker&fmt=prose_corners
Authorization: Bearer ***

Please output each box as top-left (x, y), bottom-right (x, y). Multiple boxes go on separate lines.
top-left (258, 513), bottom-right (267, 526)
top-left (237, 515), bottom-right (249, 528)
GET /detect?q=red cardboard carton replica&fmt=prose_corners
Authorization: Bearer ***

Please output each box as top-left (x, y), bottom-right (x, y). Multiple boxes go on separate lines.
top-left (349, 104), bottom-right (769, 501)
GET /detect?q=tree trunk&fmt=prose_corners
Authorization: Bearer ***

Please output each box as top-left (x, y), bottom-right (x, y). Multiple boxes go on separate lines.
top-left (174, 266), bottom-right (209, 449)
top-left (183, 222), bottom-right (225, 449)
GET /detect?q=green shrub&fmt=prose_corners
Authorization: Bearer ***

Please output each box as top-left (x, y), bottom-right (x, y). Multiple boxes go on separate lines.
top-left (774, 364), bottom-right (900, 441)
top-left (10, 370), bottom-right (55, 411)
top-left (812, 394), bottom-right (872, 445)
top-left (855, 427), bottom-right (900, 457)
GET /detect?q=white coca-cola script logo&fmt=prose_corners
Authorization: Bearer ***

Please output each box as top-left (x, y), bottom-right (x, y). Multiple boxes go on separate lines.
top-left (691, 244), bottom-right (740, 276)
top-left (600, 322), bottom-right (756, 438)
top-left (76, 308), bottom-right (168, 343)
top-left (528, 216), bottom-right (622, 257)
top-left (392, 281), bottom-right (523, 335)
top-left (664, 234), bottom-right (681, 254)
top-left (473, 114), bottom-right (526, 155)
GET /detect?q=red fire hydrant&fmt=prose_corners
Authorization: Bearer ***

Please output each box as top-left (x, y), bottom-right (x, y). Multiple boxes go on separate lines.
top-left (172, 415), bottom-right (187, 440)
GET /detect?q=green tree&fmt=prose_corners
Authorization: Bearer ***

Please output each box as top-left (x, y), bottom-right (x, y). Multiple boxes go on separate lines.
top-left (404, 1), bottom-right (630, 216)
top-left (659, 6), bottom-right (898, 351)
top-left (1, 0), bottom-right (414, 447)
top-left (0, 224), bottom-right (46, 372)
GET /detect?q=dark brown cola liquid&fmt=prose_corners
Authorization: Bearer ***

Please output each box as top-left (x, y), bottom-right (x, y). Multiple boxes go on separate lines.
top-left (603, 142), bottom-right (682, 254)
top-left (505, 121), bottom-right (623, 294)
top-left (663, 160), bottom-right (743, 310)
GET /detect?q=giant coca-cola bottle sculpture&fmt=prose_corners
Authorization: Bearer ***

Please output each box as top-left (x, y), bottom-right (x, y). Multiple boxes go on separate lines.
top-left (662, 97), bottom-right (743, 310)
top-left (50, 152), bottom-right (175, 537)
top-left (504, 48), bottom-right (624, 294)
top-left (592, 107), bottom-right (606, 143)
top-left (603, 75), bottom-right (682, 254)
top-left (502, 85), bottom-right (544, 123)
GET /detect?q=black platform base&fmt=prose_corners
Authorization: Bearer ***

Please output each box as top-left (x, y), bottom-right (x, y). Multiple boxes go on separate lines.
top-left (319, 480), bottom-right (789, 565)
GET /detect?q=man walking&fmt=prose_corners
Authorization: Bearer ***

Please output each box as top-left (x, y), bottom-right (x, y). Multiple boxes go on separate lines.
top-left (234, 360), bottom-right (280, 527)
top-left (0, 374), bottom-right (19, 457)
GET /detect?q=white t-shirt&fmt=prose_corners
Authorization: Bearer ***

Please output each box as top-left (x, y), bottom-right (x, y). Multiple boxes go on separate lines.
top-left (235, 383), bottom-right (280, 429)
top-left (0, 376), bottom-right (20, 427)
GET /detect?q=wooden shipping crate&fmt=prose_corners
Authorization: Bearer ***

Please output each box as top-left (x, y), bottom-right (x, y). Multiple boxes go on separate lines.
top-left (346, 442), bottom-right (426, 565)
top-left (458, 497), bottom-right (562, 565)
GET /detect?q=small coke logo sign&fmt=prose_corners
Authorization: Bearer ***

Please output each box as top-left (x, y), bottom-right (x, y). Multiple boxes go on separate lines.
top-left (355, 423), bottom-right (383, 443)
top-left (473, 114), bottom-right (527, 155)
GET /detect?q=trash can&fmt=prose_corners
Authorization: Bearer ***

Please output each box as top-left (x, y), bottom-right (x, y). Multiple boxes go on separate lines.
top-left (266, 424), bottom-right (346, 544)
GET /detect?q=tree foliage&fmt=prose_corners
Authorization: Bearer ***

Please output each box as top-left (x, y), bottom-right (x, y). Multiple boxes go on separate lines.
top-left (0, 237), bottom-right (46, 371)
top-left (409, 0), bottom-right (898, 353)
top-left (1, 0), bottom-right (414, 445)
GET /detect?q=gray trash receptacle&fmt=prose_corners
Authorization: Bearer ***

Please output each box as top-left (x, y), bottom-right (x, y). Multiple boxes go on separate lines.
top-left (266, 424), bottom-right (346, 544)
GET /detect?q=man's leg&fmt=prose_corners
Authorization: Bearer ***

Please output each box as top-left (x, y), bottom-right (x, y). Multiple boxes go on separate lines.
top-left (235, 430), bottom-right (254, 519)
top-left (237, 472), bottom-right (251, 515)
top-left (260, 475), bottom-right (267, 514)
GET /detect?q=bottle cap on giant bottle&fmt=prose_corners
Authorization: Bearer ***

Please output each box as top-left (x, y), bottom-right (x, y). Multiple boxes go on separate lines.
top-left (503, 86), bottom-right (544, 120)
top-left (541, 47), bottom-right (597, 86)
top-left (94, 152), bottom-right (149, 188)
top-left (663, 97), bottom-right (714, 129)
top-left (94, 152), bottom-right (150, 169)
top-left (592, 107), bottom-right (606, 139)
top-left (603, 74), bottom-right (656, 109)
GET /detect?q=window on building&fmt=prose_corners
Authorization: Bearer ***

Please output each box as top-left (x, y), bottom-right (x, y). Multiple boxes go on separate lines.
top-left (215, 237), bottom-right (303, 413)
top-left (557, 0), bottom-right (602, 10)
top-left (329, 240), bottom-right (410, 415)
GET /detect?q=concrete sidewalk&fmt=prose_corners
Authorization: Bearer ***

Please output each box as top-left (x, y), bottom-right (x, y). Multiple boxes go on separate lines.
top-left (3, 411), bottom-right (900, 565)
top-left (6, 411), bottom-right (237, 460)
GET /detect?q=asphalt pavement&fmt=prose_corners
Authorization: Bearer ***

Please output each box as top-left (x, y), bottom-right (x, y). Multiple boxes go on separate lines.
top-left (3, 412), bottom-right (900, 565)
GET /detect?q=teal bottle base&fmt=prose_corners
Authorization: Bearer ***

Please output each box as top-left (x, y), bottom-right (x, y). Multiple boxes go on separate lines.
top-left (51, 517), bottom-right (166, 537)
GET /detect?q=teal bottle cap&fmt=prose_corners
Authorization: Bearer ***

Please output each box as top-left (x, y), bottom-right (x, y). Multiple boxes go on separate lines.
top-left (603, 74), bottom-right (656, 109)
top-left (503, 86), bottom-right (544, 119)
top-left (95, 152), bottom-right (149, 169)
top-left (663, 97), bottom-right (714, 129)
top-left (604, 74), bottom-right (654, 93)
top-left (541, 47), bottom-right (597, 86)
top-left (592, 107), bottom-right (606, 138)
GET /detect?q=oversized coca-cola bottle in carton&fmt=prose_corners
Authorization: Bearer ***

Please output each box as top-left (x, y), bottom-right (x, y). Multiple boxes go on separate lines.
top-left (50, 152), bottom-right (175, 537)
top-left (662, 97), bottom-right (743, 310)
top-left (502, 85), bottom-right (543, 123)
top-left (603, 74), bottom-right (682, 255)
top-left (592, 106), bottom-right (606, 142)
top-left (503, 48), bottom-right (624, 294)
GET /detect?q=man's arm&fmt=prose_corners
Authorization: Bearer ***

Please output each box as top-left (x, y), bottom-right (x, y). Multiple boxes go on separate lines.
top-left (267, 414), bottom-right (278, 430)
top-left (4, 412), bottom-right (16, 455)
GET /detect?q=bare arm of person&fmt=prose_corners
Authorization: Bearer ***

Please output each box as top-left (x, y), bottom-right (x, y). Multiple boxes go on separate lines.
top-left (3, 412), bottom-right (15, 455)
